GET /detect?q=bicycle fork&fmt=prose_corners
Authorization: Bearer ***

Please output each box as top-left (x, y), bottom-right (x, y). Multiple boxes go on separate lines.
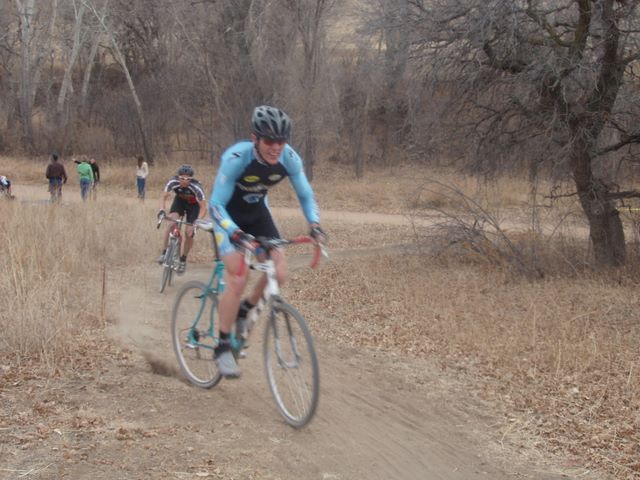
top-left (270, 303), bottom-right (302, 369)
top-left (163, 234), bottom-right (181, 268)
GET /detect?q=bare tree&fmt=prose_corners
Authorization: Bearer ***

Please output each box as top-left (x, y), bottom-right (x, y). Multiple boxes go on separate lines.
top-left (55, 1), bottom-right (87, 138)
top-left (283, 0), bottom-right (336, 180)
top-left (3, 0), bottom-right (343, 161)
top-left (361, 1), bottom-right (411, 166)
top-left (14, 0), bottom-right (43, 149)
top-left (338, 53), bottom-right (373, 178)
top-left (79, 16), bottom-right (104, 118)
top-left (83, 0), bottom-right (153, 162)
top-left (406, 0), bottom-right (640, 267)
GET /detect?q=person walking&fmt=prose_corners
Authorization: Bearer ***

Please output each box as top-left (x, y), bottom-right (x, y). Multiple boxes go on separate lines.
top-left (89, 158), bottom-right (100, 200)
top-left (136, 155), bottom-right (149, 200)
top-left (45, 152), bottom-right (67, 203)
top-left (75, 157), bottom-right (94, 201)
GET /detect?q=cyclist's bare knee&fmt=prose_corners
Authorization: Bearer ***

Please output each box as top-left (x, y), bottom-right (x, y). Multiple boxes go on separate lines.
top-left (223, 252), bottom-right (248, 294)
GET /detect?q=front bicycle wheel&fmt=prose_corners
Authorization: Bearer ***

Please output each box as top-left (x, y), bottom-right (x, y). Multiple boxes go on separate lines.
top-left (168, 238), bottom-right (181, 285)
top-left (160, 239), bottom-right (176, 293)
top-left (171, 280), bottom-right (222, 388)
top-left (263, 300), bottom-right (320, 428)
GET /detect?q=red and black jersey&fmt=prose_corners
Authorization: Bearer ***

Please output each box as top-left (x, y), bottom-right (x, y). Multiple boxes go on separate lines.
top-left (163, 176), bottom-right (206, 204)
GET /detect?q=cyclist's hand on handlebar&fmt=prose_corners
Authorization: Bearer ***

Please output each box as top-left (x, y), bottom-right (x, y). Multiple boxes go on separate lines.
top-left (230, 229), bottom-right (255, 250)
top-left (309, 225), bottom-right (327, 244)
top-left (157, 209), bottom-right (166, 220)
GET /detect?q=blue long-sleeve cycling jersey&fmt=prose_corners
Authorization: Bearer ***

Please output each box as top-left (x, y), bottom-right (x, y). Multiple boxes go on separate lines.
top-left (208, 141), bottom-right (320, 235)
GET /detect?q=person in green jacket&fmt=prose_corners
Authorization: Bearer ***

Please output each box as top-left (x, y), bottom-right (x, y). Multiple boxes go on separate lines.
top-left (75, 156), bottom-right (94, 201)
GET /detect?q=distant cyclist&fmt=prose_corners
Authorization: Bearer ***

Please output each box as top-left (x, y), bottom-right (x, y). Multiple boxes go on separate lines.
top-left (0, 175), bottom-right (14, 199)
top-left (209, 105), bottom-right (326, 377)
top-left (157, 165), bottom-right (207, 274)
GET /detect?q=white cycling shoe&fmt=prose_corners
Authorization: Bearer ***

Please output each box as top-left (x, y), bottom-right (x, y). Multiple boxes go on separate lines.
top-left (215, 349), bottom-right (241, 378)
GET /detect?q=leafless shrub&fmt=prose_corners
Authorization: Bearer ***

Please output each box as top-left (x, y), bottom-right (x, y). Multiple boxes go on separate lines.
top-left (408, 179), bottom-right (540, 277)
top-left (407, 179), bottom-right (598, 278)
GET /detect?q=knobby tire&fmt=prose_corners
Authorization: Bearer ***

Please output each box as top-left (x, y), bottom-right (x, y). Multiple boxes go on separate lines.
top-left (171, 280), bottom-right (222, 388)
top-left (160, 238), bottom-right (176, 293)
top-left (263, 300), bottom-right (320, 428)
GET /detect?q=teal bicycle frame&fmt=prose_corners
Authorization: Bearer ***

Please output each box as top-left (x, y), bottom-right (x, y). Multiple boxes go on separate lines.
top-left (175, 221), bottom-right (247, 359)
top-left (172, 222), bottom-right (324, 426)
top-left (185, 259), bottom-right (225, 353)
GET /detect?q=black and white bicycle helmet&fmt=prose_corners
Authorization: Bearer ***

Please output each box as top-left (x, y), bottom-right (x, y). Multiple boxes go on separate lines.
top-left (251, 106), bottom-right (292, 141)
top-left (177, 164), bottom-right (194, 177)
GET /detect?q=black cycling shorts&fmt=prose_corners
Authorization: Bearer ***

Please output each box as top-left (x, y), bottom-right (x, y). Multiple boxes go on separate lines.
top-left (235, 211), bottom-right (280, 239)
top-left (170, 197), bottom-right (200, 223)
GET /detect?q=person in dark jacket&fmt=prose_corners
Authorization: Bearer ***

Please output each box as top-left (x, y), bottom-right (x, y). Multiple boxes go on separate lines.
top-left (45, 152), bottom-right (67, 203)
top-left (89, 158), bottom-right (100, 200)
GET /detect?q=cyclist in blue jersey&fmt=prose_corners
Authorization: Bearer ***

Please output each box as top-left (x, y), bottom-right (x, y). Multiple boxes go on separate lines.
top-left (157, 165), bottom-right (207, 274)
top-left (209, 105), bottom-right (326, 377)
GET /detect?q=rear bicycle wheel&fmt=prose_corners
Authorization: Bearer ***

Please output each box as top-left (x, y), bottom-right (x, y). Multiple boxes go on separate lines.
top-left (160, 239), bottom-right (176, 293)
top-left (263, 300), bottom-right (319, 428)
top-left (171, 280), bottom-right (222, 388)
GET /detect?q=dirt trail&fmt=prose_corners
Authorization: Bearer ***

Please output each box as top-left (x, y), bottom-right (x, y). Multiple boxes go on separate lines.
top-left (100, 263), bottom-right (573, 480)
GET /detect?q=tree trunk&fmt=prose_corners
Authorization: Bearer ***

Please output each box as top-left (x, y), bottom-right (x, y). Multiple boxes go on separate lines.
top-left (303, 130), bottom-right (316, 181)
top-left (80, 1), bottom-right (108, 119)
top-left (571, 135), bottom-right (626, 266)
top-left (56, 3), bottom-right (86, 137)
top-left (354, 91), bottom-right (369, 178)
top-left (568, 0), bottom-right (626, 267)
top-left (15, 0), bottom-right (35, 150)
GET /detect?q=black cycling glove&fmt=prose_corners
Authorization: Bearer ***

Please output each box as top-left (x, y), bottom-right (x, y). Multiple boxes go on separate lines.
top-left (309, 225), bottom-right (327, 243)
top-left (157, 209), bottom-right (166, 220)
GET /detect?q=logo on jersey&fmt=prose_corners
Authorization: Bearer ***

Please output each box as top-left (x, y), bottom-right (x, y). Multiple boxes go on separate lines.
top-left (244, 175), bottom-right (260, 183)
top-left (221, 219), bottom-right (231, 230)
top-left (242, 193), bottom-right (264, 204)
top-left (268, 174), bottom-right (282, 182)
top-left (238, 183), bottom-right (266, 193)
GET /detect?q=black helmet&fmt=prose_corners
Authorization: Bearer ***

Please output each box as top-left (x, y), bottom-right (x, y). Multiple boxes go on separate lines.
top-left (177, 164), bottom-right (194, 177)
top-left (252, 106), bottom-right (292, 141)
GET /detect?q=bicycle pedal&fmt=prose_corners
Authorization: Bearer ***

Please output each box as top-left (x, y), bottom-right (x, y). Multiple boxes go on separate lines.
top-left (238, 351), bottom-right (247, 359)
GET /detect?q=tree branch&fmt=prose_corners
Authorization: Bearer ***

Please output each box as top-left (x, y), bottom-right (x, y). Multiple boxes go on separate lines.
top-left (482, 42), bottom-right (527, 74)
top-left (525, 3), bottom-right (572, 48)
top-left (595, 133), bottom-right (640, 156)
top-left (608, 190), bottom-right (640, 200)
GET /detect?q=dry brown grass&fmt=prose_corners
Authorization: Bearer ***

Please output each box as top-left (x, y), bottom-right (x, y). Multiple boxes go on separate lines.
top-left (0, 198), bottom-right (160, 368)
top-left (1, 154), bottom-right (540, 214)
top-left (290, 255), bottom-right (640, 479)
